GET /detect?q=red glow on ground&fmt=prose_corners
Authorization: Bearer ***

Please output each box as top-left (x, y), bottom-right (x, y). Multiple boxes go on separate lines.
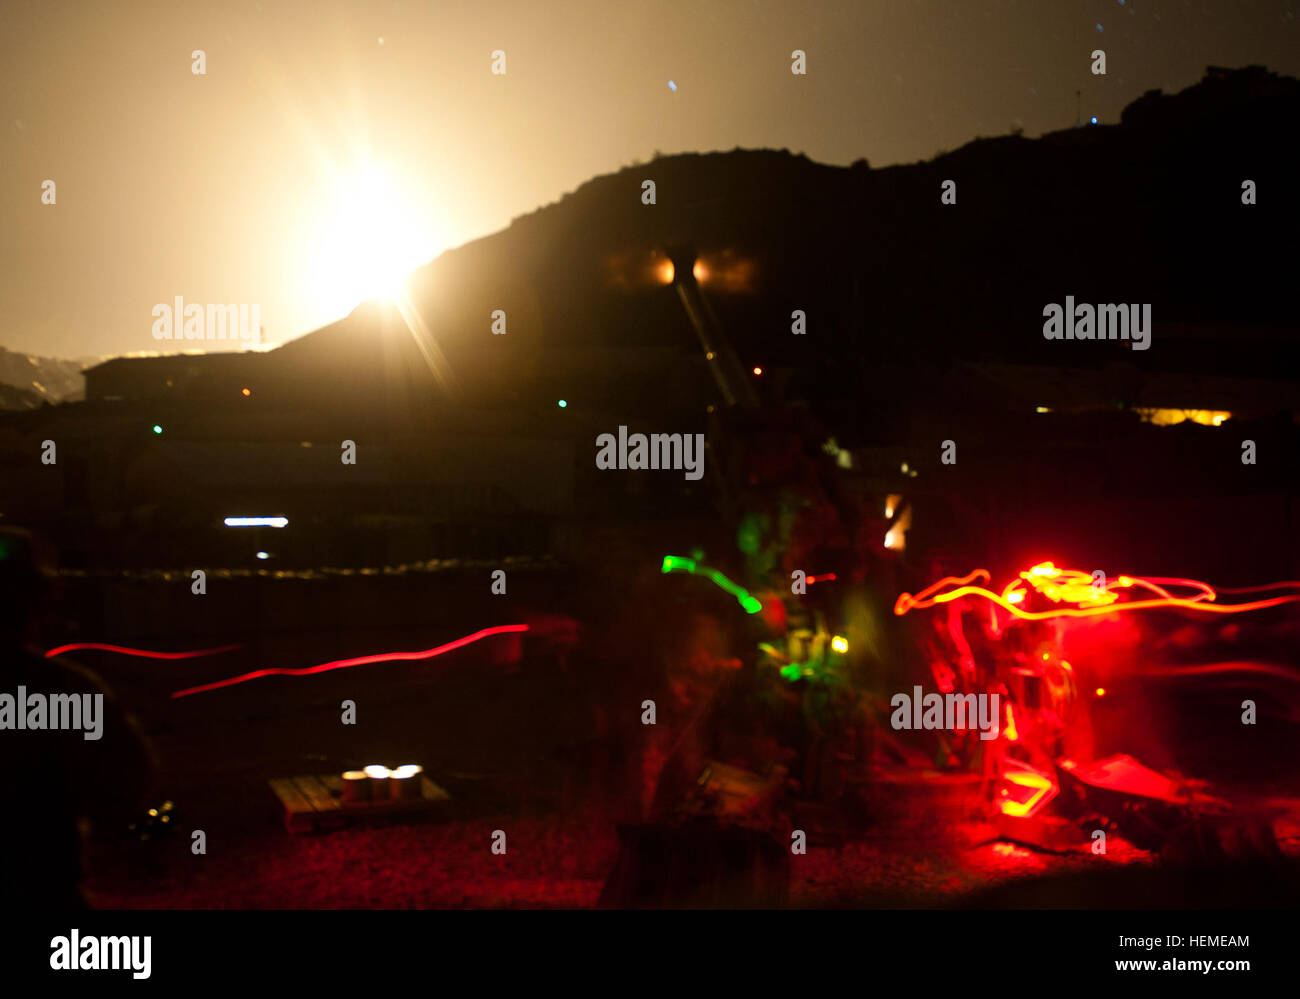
top-left (169, 624), bottom-right (531, 699)
top-left (45, 642), bottom-right (243, 660)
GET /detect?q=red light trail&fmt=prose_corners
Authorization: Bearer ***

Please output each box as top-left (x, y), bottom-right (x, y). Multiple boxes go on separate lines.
top-left (45, 642), bottom-right (243, 660)
top-left (895, 562), bottom-right (1300, 620)
top-left (169, 624), bottom-right (531, 699)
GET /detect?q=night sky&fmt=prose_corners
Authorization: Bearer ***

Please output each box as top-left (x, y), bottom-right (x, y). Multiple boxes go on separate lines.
top-left (2, 0), bottom-right (1297, 358)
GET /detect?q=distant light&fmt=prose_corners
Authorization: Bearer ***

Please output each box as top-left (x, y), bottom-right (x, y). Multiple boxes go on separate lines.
top-left (225, 517), bottom-right (289, 528)
top-left (391, 764), bottom-right (423, 779)
top-left (152, 425), bottom-right (162, 435)
top-left (706, 351), bottom-right (715, 360)
top-left (1135, 408), bottom-right (1231, 427)
top-left (1095, 687), bottom-right (1106, 697)
top-left (1035, 406), bottom-right (1051, 413)
top-left (668, 80), bottom-right (677, 91)
top-left (557, 399), bottom-right (567, 408)
top-left (255, 551), bottom-right (269, 560)
top-left (693, 260), bottom-right (707, 282)
top-left (752, 366), bottom-right (763, 376)
top-left (364, 765), bottom-right (391, 779)
top-left (1090, 116), bottom-right (1098, 125)
top-left (241, 388), bottom-right (251, 397)
top-left (831, 636), bottom-right (849, 654)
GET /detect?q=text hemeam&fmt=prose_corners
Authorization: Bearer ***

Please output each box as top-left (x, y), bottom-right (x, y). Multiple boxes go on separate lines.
top-left (595, 426), bottom-right (705, 480)
top-left (0, 688), bottom-right (103, 740)
top-left (1043, 298), bottom-right (1151, 350)
top-left (50, 931), bottom-right (151, 979)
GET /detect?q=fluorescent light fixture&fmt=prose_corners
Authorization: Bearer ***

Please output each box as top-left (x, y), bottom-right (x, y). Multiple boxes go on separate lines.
top-left (224, 517), bottom-right (288, 528)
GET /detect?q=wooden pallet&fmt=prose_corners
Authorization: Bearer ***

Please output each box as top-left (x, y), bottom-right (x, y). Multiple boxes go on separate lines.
top-left (269, 774), bottom-right (451, 834)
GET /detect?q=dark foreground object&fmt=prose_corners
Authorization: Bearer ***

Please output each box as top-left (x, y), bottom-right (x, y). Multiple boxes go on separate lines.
top-left (598, 820), bottom-right (790, 908)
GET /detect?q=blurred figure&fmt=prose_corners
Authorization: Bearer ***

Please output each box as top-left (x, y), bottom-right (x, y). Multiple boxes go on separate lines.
top-left (0, 527), bottom-right (154, 909)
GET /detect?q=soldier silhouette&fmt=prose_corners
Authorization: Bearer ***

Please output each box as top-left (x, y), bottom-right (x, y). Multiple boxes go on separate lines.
top-left (0, 527), bottom-right (154, 909)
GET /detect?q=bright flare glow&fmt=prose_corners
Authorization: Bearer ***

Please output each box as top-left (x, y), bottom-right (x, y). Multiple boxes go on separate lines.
top-left (895, 561), bottom-right (1300, 619)
top-left (225, 517), bottom-right (288, 528)
top-left (831, 636), bottom-right (849, 654)
top-left (999, 767), bottom-right (1056, 817)
top-left (305, 162), bottom-right (441, 316)
top-left (1134, 408), bottom-right (1232, 427)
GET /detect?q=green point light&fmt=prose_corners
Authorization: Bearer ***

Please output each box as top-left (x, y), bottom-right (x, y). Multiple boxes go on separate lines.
top-left (152, 425), bottom-right (163, 435)
top-left (557, 399), bottom-right (567, 408)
